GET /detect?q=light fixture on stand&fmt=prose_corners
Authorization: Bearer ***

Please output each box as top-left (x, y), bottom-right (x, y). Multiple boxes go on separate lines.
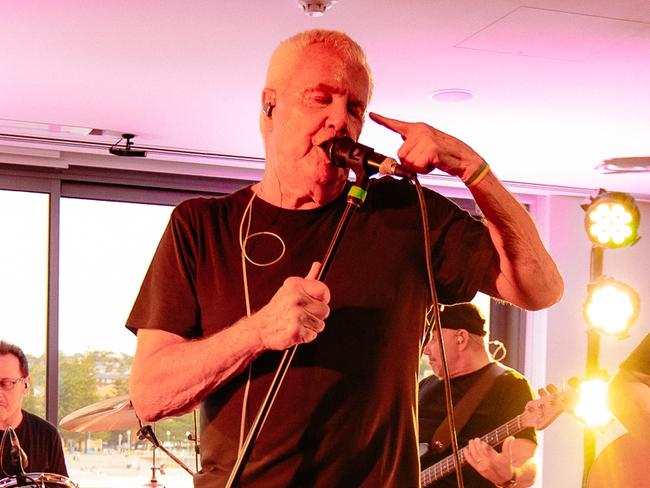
top-left (583, 277), bottom-right (640, 338)
top-left (580, 188), bottom-right (641, 485)
top-left (582, 189), bottom-right (640, 248)
top-left (570, 375), bottom-right (613, 430)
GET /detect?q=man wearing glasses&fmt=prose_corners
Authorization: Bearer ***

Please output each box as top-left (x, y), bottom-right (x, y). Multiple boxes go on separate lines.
top-left (0, 341), bottom-right (68, 478)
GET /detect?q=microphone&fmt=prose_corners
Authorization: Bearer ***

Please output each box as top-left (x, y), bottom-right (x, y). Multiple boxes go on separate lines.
top-left (323, 137), bottom-right (413, 179)
top-left (7, 426), bottom-right (28, 472)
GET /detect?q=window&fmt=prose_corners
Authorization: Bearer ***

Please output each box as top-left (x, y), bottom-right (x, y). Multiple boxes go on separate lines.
top-left (57, 197), bottom-right (199, 487)
top-left (0, 167), bottom-right (241, 488)
top-left (0, 189), bottom-right (49, 417)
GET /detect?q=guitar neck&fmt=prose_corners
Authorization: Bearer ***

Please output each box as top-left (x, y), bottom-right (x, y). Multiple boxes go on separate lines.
top-left (421, 414), bottom-right (524, 487)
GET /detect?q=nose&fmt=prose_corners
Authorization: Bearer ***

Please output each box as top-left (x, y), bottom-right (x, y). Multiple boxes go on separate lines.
top-left (325, 98), bottom-right (349, 137)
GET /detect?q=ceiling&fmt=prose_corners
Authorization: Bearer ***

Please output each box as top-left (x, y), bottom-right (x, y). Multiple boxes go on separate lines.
top-left (2, 0), bottom-right (650, 197)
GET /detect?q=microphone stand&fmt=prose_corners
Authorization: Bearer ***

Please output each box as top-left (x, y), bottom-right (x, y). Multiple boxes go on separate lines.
top-left (6, 426), bottom-right (30, 487)
top-left (225, 174), bottom-right (371, 488)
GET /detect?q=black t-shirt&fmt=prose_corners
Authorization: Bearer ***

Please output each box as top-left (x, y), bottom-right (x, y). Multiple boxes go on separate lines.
top-left (620, 333), bottom-right (650, 375)
top-left (127, 177), bottom-right (497, 487)
top-left (0, 410), bottom-right (68, 478)
top-left (418, 363), bottom-right (536, 488)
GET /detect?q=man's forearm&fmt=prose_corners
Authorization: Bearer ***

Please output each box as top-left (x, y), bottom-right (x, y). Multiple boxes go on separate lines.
top-left (129, 318), bottom-right (265, 422)
top-left (469, 170), bottom-right (563, 310)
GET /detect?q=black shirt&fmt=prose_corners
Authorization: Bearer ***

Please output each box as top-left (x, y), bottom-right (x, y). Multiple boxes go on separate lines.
top-left (127, 178), bottom-right (498, 487)
top-left (418, 363), bottom-right (536, 488)
top-left (0, 410), bottom-right (68, 478)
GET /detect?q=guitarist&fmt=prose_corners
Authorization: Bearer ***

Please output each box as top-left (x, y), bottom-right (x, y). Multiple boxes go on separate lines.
top-left (418, 303), bottom-right (537, 487)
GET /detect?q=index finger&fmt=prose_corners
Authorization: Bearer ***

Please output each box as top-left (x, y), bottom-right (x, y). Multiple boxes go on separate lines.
top-left (368, 112), bottom-right (411, 137)
top-left (305, 261), bottom-right (322, 281)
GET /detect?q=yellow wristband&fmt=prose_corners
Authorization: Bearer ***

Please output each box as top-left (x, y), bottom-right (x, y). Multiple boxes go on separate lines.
top-left (464, 161), bottom-right (490, 187)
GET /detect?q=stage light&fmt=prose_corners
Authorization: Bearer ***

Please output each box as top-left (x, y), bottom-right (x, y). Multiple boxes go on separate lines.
top-left (582, 190), bottom-right (640, 248)
top-left (572, 377), bottom-right (613, 429)
top-left (583, 277), bottom-right (640, 337)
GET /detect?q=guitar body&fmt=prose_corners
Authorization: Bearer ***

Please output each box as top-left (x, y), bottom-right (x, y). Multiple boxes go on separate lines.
top-left (587, 433), bottom-right (650, 488)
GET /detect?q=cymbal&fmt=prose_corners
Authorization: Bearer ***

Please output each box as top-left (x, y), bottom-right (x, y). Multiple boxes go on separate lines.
top-left (60, 395), bottom-right (142, 432)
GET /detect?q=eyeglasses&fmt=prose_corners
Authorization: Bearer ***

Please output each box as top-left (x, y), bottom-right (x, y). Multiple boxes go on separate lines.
top-left (0, 377), bottom-right (27, 391)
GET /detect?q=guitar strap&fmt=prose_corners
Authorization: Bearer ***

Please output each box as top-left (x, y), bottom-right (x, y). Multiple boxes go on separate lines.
top-left (430, 361), bottom-right (506, 453)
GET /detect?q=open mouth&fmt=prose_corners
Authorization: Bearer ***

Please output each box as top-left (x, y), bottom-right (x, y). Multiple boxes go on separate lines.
top-left (316, 139), bottom-right (336, 166)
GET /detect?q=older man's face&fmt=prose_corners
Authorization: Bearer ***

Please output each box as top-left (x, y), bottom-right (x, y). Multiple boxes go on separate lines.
top-left (263, 42), bottom-right (370, 205)
top-left (0, 354), bottom-right (29, 428)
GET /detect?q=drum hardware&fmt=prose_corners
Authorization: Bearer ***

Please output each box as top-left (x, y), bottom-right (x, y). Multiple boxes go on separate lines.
top-left (0, 472), bottom-right (78, 487)
top-left (60, 396), bottom-right (200, 485)
top-left (137, 425), bottom-right (195, 477)
top-left (139, 424), bottom-right (165, 488)
top-left (191, 409), bottom-right (200, 473)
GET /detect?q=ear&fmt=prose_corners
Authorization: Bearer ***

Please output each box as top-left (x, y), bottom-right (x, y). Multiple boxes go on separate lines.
top-left (260, 89), bottom-right (276, 138)
top-left (456, 330), bottom-right (470, 348)
top-left (261, 88), bottom-right (276, 117)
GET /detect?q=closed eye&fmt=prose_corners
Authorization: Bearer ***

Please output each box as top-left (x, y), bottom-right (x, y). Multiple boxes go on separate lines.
top-left (304, 90), bottom-right (332, 106)
top-left (348, 102), bottom-right (365, 120)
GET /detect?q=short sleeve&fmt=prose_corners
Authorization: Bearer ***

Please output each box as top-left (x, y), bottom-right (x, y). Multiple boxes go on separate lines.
top-left (126, 200), bottom-right (202, 338)
top-left (425, 189), bottom-right (497, 304)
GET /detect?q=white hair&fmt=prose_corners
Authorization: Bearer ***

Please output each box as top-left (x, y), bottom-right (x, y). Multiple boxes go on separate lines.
top-left (264, 29), bottom-right (373, 101)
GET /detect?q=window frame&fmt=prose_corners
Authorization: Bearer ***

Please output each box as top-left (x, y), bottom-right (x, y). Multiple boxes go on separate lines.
top-left (0, 164), bottom-right (255, 424)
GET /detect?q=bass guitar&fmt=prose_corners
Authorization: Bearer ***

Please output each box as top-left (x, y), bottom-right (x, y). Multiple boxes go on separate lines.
top-left (421, 384), bottom-right (577, 487)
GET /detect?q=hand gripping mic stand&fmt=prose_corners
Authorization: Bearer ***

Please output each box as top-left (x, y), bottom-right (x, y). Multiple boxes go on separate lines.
top-left (225, 169), bottom-right (372, 488)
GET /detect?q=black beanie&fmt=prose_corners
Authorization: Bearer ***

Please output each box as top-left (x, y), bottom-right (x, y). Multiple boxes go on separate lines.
top-left (439, 302), bottom-right (487, 336)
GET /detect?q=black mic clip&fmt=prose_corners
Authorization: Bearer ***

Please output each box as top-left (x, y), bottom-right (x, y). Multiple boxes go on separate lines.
top-left (10, 446), bottom-right (23, 469)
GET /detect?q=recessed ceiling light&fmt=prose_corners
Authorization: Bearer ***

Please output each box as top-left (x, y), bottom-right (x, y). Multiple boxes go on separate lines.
top-left (428, 89), bottom-right (476, 103)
